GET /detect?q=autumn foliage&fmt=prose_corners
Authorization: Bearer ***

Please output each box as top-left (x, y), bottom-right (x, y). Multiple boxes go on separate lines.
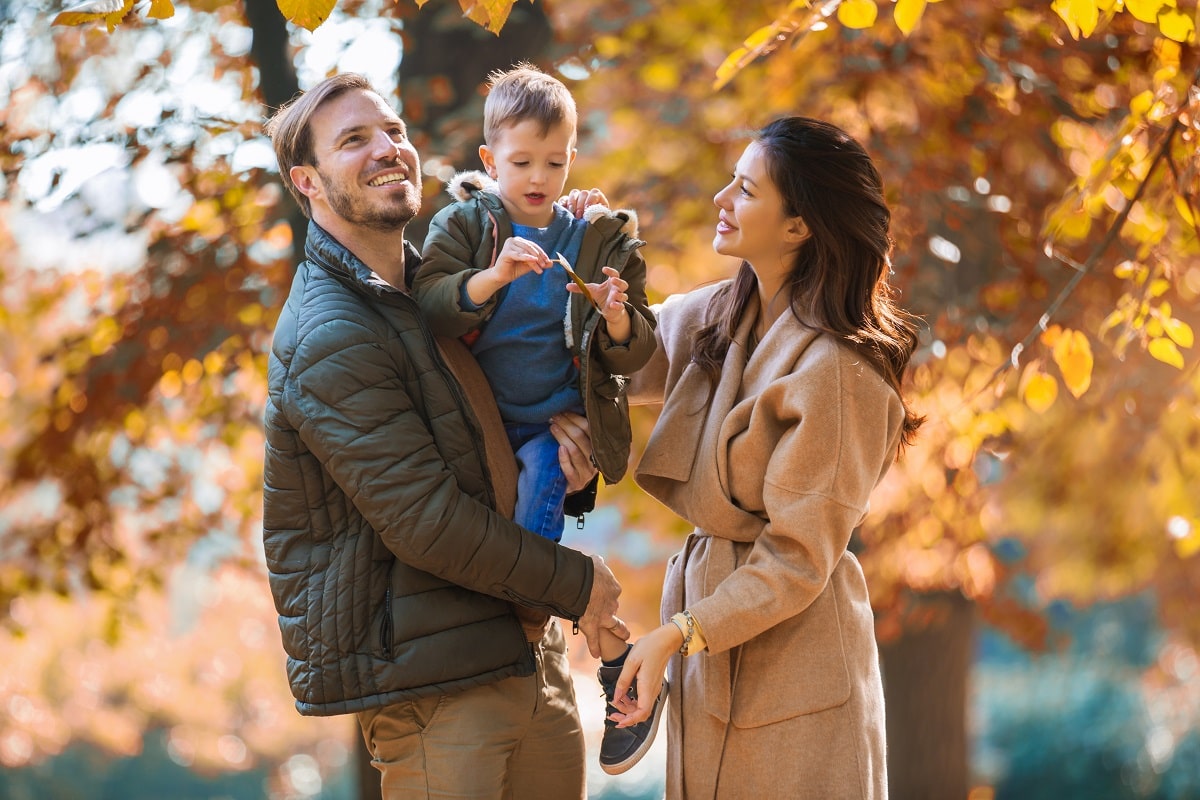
top-left (3, 0), bottom-right (1200, 787)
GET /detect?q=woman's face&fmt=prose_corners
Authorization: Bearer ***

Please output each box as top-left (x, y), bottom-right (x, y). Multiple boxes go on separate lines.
top-left (713, 141), bottom-right (806, 276)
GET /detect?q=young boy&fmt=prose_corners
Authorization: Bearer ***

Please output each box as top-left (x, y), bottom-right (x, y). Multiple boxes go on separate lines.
top-left (412, 63), bottom-right (663, 775)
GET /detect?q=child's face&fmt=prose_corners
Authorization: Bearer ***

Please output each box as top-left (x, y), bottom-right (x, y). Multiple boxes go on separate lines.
top-left (479, 119), bottom-right (577, 227)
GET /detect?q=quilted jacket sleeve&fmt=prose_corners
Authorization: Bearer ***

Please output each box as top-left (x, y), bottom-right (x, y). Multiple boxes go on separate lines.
top-left (283, 311), bottom-right (593, 620)
top-left (412, 202), bottom-right (499, 338)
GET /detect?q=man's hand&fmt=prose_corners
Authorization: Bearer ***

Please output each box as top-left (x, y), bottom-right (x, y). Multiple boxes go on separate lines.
top-left (577, 554), bottom-right (624, 658)
top-left (549, 411), bottom-right (598, 494)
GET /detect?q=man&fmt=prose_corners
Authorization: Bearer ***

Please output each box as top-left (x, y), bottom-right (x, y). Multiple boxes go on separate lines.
top-left (261, 73), bottom-right (626, 799)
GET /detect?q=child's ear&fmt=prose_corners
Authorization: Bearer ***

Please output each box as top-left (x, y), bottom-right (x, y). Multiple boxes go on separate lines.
top-left (479, 145), bottom-right (497, 179)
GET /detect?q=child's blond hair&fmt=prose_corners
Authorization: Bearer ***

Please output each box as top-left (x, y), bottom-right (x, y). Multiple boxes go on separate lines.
top-left (483, 62), bottom-right (577, 146)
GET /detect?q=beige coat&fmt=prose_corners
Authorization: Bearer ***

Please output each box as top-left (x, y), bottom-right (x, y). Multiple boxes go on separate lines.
top-left (632, 282), bottom-right (903, 799)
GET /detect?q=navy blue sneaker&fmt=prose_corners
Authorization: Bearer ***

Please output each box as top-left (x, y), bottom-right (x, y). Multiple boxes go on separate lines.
top-left (596, 663), bottom-right (668, 775)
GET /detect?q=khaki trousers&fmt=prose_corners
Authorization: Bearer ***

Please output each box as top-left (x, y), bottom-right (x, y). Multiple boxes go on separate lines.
top-left (356, 620), bottom-right (585, 800)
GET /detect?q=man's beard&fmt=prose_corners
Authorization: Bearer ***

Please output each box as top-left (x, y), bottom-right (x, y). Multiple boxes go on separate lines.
top-left (317, 165), bottom-right (420, 232)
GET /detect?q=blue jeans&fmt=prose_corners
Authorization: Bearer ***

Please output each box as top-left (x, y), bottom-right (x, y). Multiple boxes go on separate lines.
top-left (506, 422), bottom-right (568, 542)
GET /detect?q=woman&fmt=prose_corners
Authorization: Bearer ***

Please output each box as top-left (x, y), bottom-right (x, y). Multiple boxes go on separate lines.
top-left (609, 117), bottom-right (922, 798)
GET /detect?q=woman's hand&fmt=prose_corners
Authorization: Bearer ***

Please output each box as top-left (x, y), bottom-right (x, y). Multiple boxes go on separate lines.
top-left (608, 622), bottom-right (684, 727)
top-left (549, 411), bottom-right (597, 494)
top-left (558, 187), bottom-right (610, 218)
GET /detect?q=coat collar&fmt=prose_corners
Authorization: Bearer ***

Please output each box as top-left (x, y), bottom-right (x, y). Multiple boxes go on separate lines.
top-left (304, 220), bottom-right (423, 294)
top-left (636, 292), bottom-right (821, 540)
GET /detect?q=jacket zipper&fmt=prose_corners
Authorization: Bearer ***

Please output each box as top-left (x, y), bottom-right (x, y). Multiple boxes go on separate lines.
top-left (380, 587), bottom-right (393, 653)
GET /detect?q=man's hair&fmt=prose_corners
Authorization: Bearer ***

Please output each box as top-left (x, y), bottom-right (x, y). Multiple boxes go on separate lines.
top-left (265, 73), bottom-right (377, 218)
top-left (483, 62), bottom-right (577, 146)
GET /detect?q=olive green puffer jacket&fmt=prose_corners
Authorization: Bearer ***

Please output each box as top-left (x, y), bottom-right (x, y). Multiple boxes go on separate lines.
top-left (263, 221), bottom-right (593, 717)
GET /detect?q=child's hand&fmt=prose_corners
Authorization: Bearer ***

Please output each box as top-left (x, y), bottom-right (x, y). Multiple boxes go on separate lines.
top-left (494, 236), bottom-right (550, 283)
top-left (572, 266), bottom-right (631, 343)
top-left (558, 187), bottom-right (610, 218)
top-left (465, 237), bottom-right (550, 306)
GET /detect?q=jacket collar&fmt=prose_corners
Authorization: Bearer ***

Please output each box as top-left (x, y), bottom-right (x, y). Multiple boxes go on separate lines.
top-left (304, 220), bottom-right (422, 295)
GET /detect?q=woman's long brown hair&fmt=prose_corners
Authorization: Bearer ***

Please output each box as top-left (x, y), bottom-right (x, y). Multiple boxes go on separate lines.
top-left (691, 116), bottom-right (924, 449)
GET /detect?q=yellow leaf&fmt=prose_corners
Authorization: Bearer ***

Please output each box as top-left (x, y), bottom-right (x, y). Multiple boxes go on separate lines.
top-left (148, 0), bottom-right (174, 19)
top-left (1130, 90), bottom-right (1155, 117)
top-left (1149, 336), bottom-right (1185, 367)
top-left (745, 23), bottom-right (780, 51)
top-left (640, 61), bottom-right (680, 92)
top-left (1158, 7), bottom-right (1196, 42)
top-left (1124, 0), bottom-right (1164, 23)
top-left (1020, 366), bottom-right (1059, 413)
top-left (1176, 530), bottom-right (1200, 559)
top-left (1174, 194), bottom-right (1196, 226)
top-left (1149, 278), bottom-right (1170, 297)
top-left (894, 0), bottom-right (927, 35)
top-left (1164, 317), bottom-right (1195, 348)
top-left (52, 0), bottom-right (134, 32)
top-left (276, 0), bottom-right (336, 31)
top-left (838, 0), bottom-right (878, 29)
top-left (1052, 0), bottom-right (1100, 38)
top-left (1098, 307), bottom-right (1126, 338)
top-left (715, 47), bottom-right (749, 90)
top-left (1051, 328), bottom-right (1094, 398)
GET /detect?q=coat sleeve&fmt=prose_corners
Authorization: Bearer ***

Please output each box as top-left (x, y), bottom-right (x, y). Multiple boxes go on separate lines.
top-left (283, 314), bottom-right (593, 620)
top-left (412, 203), bottom-right (500, 338)
top-left (592, 246), bottom-right (658, 376)
top-left (689, 344), bottom-right (904, 652)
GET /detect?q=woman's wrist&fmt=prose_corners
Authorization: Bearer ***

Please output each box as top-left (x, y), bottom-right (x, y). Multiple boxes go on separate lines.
top-left (669, 610), bottom-right (707, 656)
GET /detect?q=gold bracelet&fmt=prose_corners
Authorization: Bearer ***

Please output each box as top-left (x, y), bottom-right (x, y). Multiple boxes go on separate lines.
top-left (670, 611), bottom-right (695, 656)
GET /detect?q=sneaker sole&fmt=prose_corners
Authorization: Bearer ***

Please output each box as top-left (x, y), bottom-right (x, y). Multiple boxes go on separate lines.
top-left (600, 680), bottom-right (669, 776)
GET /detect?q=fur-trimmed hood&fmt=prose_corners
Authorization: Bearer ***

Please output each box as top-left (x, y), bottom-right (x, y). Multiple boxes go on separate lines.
top-left (445, 170), bottom-right (640, 238)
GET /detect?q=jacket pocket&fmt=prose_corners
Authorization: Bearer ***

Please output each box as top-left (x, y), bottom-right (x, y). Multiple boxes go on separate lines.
top-left (377, 587), bottom-right (393, 655)
top-left (728, 583), bottom-right (853, 728)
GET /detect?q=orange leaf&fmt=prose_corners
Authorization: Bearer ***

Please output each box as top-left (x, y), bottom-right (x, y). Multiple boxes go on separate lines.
top-left (52, 0), bottom-right (135, 32)
top-left (148, 0), bottom-right (174, 19)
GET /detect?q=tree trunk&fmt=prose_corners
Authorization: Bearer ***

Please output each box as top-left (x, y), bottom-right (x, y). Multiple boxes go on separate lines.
top-left (880, 591), bottom-right (975, 800)
top-left (243, 0), bottom-right (306, 259)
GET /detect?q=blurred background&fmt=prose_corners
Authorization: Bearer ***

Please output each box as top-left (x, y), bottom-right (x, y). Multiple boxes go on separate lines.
top-left (2, 0), bottom-right (1199, 798)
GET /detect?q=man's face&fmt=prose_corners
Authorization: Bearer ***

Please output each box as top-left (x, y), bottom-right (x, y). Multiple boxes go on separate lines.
top-left (479, 118), bottom-right (576, 227)
top-left (295, 88), bottom-right (422, 232)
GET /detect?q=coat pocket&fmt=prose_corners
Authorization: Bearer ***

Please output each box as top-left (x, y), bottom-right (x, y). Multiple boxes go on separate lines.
top-left (728, 582), bottom-right (852, 728)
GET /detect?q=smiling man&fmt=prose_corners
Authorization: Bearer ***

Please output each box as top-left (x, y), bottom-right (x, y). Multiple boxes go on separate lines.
top-left (260, 74), bottom-right (627, 800)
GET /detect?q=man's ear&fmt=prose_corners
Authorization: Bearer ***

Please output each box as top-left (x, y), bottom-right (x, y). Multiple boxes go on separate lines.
top-left (290, 165), bottom-right (321, 202)
top-left (479, 145), bottom-right (497, 179)
top-left (785, 216), bottom-right (810, 244)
